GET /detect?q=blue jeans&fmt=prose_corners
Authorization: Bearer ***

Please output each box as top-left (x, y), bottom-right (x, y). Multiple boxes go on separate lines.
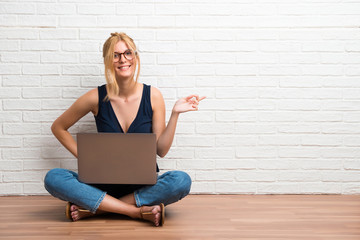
top-left (44, 168), bottom-right (191, 213)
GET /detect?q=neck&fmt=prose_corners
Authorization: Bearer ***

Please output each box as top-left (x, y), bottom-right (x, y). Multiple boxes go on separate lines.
top-left (115, 77), bottom-right (137, 99)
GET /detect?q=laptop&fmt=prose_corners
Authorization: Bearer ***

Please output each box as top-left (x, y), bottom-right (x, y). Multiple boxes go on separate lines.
top-left (77, 133), bottom-right (157, 185)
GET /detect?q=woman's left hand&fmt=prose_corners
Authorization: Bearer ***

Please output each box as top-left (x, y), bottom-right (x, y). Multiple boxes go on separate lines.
top-left (172, 95), bottom-right (206, 114)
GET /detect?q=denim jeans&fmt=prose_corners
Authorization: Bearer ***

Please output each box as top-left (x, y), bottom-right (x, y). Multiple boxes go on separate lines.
top-left (44, 168), bottom-right (192, 213)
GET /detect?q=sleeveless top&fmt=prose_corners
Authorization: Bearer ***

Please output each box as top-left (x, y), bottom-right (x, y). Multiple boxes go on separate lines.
top-left (94, 83), bottom-right (159, 172)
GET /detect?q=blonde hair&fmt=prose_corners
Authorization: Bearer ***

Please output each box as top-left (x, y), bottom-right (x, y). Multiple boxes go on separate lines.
top-left (102, 32), bottom-right (140, 100)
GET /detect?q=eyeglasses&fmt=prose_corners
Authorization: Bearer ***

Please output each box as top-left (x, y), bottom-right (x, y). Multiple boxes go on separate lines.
top-left (113, 50), bottom-right (136, 62)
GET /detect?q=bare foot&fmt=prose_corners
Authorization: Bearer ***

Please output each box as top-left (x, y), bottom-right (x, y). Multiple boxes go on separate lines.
top-left (70, 204), bottom-right (95, 221)
top-left (139, 205), bottom-right (162, 227)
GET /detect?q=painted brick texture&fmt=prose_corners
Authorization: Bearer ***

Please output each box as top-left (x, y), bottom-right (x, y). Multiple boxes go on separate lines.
top-left (0, 0), bottom-right (360, 195)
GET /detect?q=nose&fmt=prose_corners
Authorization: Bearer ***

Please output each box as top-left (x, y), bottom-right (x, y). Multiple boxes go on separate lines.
top-left (119, 53), bottom-right (127, 63)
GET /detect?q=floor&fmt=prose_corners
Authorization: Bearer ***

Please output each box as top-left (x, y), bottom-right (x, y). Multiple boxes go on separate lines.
top-left (0, 195), bottom-right (359, 240)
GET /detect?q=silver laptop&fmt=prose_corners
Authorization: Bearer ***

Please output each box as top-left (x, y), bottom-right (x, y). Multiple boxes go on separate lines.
top-left (77, 133), bottom-right (157, 185)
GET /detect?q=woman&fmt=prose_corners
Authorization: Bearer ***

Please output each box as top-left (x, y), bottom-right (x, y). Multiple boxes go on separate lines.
top-left (44, 32), bottom-right (205, 227)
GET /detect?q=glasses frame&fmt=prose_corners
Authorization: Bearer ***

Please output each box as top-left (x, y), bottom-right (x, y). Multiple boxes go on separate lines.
top-left (113, 49), bottom-right (136, 62)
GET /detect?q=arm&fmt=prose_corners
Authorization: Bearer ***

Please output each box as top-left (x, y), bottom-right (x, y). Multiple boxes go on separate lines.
top-left (151, 86), bottom-right (205, 157)
top-left (51, 88), bottom-right (98, 158)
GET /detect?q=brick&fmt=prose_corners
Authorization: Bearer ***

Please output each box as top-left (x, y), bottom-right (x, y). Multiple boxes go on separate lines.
top-left (24, 183), bottom-right (49, 194)
top-left (21, 41), bottom-right (59, 51)
top-left (191, 182), bottom-right (216, 194)
top-left (237, 171), bottom-right (276, 182)
top-left (23, 64), bottom-right (60, 75)
top-left (62, 65), bottom-right (100, 75)
top-left (258, 112), bottom-right (300, 122)
top-left (216, 159), bottom-right (256, 170)
top-left (2, 148), bottom-right (41, 160)
top-left (3, 100), bottom-right (41, 110)
top-left (216, 136), bottom-right (257, 147)
top-left (0, 138), bottom-right (22, 148)
top-left (62, 41), bottom-right (99, 52)
top-left (0, 161), bottom-right (22, 171)
top-left (78, 4), bottom-right (115, 15)
top-left (235, 124), bottom-right (277, 134)
top-left (42, 76), bottom-right (80, 87)
top-left (23, 136), bottom-right (59, 147)
top-left (344, 160), bottom-right (360, 170)
top-left (322, 171), bottom-right (360, 182)
top-left (215, 111), bottom-right (257, 122)
top-left (3, 171), bottom-right (46, 182)
top-left (196, 123), bottom-right (234, 134)
top-left (195, 148), bottom-right (234, 159)
top-left (257, 159), bottom-right (301, 170)
top-left (0, 28), bottom-right (38, 39)
top-left (176, 136), bottom-right (215, 147)
top-left (59, 16), bottom-right (97, 27)
top-left (40, 29), bottom-right (77, 40)
top-left (0, 15), bottom-right (17, 27)
top-left (18, 15), bottom-right (56, 27)
top-left (257, 183), bottom-right (300, 194)
top-left (37, 3), bottom-right (76, 14)
top-left (0, 88), bottom-right (21, 98)
top-left (163, 147), bottom-right (194, 159)
top-left (259, 136), bottom-right (300, 146)
top-left (23, 160), bottom-right (60, 170)
top-left (215, 88), bottom-right (257, 99)
top-left (278, 147), bottom-right (321, 158)
top-left (298, 182), bottom-right (342, 194)
top-left (0, 112), bottom-right (21, 123)
top-left (0, 183), bottom-right (23, 195)
top-left (0, 3), bottom-right (35, 14)
top-left (236, 147), bottom-right (277, 158)
top-left (177, 159), bottom-right (215, 170)
top-left (117, 4), bottom-right (153, 15)
top-left (237, 53), bottom-right (278, 63)
top-left (138, 16), bottom-right (175, 27)
top-left (4, 123), bottom-right (41, 135)
top-left (22, 88), bottom-right (61, 99)
top-left (0, 65), bottom-right (21, 75)
top-left (1, 52), bottom-right (40, 63)
top-left (157, 54), bottom-right (195, 65)
top-left (41, 52), bottom-right (78, 63)
top-left (216, 182), bottom-right (256, 194)
top-left (156, 30), bottom-right (194, 41)
top-left (196, 170), bottom-right (235, 181)
top-left (3, 75), bottom-right (41, 87)
top-left (277, 171), bottom-right (321, 182)
top-left (301, 135), bottom-right (342, 146)
top-left (301, 160), bottom-right (342, 170)
top-left (41, 147), bottom-right (74, 159)
top-left (41, 99), bottom-right (75, 110)
top-left (0, 40), bottom-right (18, 51)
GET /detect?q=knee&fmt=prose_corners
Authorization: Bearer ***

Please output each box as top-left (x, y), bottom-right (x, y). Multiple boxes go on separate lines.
top-left (170, 171), bottom-right (192, 197)
top-left (44, 168), bottom-right (67, 191)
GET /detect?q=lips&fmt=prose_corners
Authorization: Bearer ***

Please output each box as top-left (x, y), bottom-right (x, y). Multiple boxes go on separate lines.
top-left (117, 65), bottom-right (131, 71)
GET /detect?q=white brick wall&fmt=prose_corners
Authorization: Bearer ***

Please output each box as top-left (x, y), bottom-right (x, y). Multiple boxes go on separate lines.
top-left (1, 0), bottom-right (360, 195)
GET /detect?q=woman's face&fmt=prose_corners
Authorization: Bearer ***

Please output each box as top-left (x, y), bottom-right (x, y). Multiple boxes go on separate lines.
top-left (112, 40), bottom-right (136, 80)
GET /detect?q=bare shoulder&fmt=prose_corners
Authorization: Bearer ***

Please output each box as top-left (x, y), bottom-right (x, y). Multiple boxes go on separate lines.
top-left (78, 87), bottom-right (99, 115)
top-left (150, 86), bottom-right (165, 110)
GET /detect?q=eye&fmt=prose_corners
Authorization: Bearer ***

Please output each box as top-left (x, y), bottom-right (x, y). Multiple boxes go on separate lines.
top-left (125, 50), bottom-right (133, 56)
top-left (114, 53), bottom-right (119, 58)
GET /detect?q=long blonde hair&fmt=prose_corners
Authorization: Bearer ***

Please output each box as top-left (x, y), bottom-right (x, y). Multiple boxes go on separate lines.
top-left (102, 32), bottom-right (140, 100)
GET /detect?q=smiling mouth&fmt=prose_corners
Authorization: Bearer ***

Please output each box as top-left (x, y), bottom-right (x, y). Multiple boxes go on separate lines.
top-left (117, 65), bottom-right (131, 71)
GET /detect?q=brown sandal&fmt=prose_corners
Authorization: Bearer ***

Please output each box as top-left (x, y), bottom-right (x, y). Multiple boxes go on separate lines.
top-left (65, 202), bottom-right (91, 221)
top-left (140, 203), bottom-right (165, 226)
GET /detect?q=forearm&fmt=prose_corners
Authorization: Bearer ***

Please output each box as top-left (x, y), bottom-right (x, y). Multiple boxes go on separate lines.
top-left (51, 124), bottom-right (78, 158)
top-left (156, 111), bottom-right (179, 157)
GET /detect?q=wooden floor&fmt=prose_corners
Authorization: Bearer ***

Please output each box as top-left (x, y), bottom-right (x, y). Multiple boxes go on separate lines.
top-left (0, 195), bottom-right (359, 240)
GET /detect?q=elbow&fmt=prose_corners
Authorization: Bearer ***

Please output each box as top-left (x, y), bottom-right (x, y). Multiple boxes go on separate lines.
top-left (157, 149), bottom-right (168, 158)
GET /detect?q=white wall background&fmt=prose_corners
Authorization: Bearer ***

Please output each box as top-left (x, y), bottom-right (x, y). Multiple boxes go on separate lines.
top-left (1, 0), bottom-right (360, 195)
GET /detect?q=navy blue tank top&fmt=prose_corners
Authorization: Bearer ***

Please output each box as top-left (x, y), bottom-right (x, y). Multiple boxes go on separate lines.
top-left (94, 83), bottom-right (159, 172)
top-left (95, 83), bottom-right (153, 133)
